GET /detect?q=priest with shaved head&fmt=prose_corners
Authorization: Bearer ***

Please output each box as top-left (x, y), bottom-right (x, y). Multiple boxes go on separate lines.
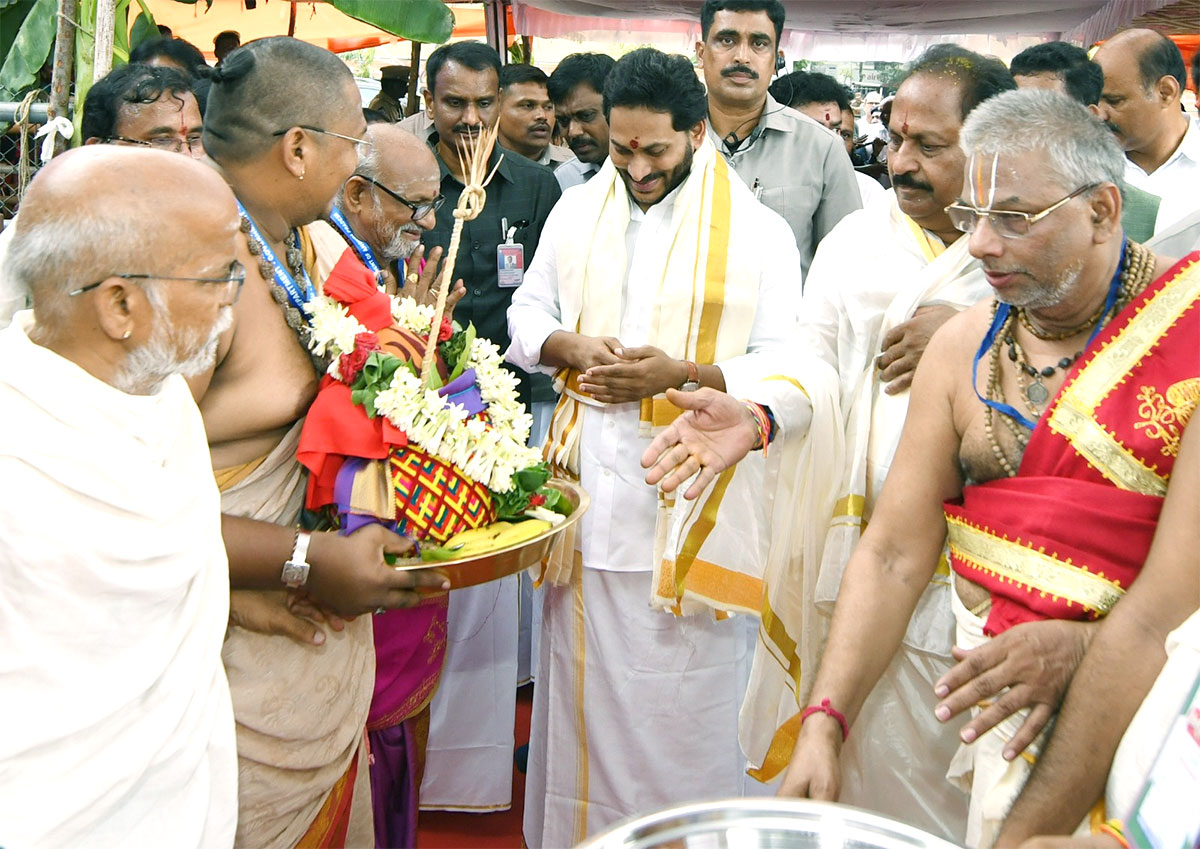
top-left (0, 145), bottom-right (242, 849)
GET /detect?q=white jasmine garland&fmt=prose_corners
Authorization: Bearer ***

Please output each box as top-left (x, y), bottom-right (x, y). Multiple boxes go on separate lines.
top-left (305, 292), bottom-right (542, 492)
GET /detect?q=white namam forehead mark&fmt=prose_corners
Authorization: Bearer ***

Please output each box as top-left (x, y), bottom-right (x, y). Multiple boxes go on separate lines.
top-left (968, 152), bottom-right (1001, 209)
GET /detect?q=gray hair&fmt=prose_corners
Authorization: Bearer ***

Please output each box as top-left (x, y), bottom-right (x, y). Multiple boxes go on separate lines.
top-left (959, 88), bottom-right (1125, 196)
top-left (4, 211), bottom-right (142, 333)
top-left (333, 143), bottom-right (381, 215)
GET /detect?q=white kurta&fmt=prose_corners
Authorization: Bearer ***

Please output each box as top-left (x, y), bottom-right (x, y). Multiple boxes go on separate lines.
top-left (1124, 116), bottom-right (1200, 236)
top-left (508, 177), bottom-right (801, 847)
top-left (0, 312), bottom-right (237, 849)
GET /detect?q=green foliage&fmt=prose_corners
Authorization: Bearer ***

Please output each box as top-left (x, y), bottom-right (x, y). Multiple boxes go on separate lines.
top-left (329, 0), bottom-right (455, 45)
top-left (492, 462), bottom-right (552, 519)
top-left (0, 0), bottom-right (54, 102)
top-left (128, 0), bottom-right (158, 51)
top-left (350, 351), bottom-right (404, 414)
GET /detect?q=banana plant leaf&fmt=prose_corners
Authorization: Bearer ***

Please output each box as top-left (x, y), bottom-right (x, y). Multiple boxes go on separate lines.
top-left (328, 0), bottom-right (454, 45)
top-left (0, 0), bottom-right (55, 102)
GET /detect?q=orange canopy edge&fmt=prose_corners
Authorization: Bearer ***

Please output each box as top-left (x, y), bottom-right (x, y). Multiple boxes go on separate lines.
top-left (139, 0), bottom-right (488, 58)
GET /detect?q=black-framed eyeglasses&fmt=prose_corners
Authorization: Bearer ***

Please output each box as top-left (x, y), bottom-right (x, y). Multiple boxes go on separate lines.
top-left (68, 260), bottom-right (246, 301)
top-left (104, 134), bottom-right (205, 156)
top-left (272, 125), bottom-right (371, 154)
top-left (355, 173), bottom-right (446, 222)
top-left (944, 183), bottom-right (1100, 239)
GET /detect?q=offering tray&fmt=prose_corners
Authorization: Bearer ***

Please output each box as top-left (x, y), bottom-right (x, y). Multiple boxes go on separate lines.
top-left (392, 479), bottom-right (589, 590)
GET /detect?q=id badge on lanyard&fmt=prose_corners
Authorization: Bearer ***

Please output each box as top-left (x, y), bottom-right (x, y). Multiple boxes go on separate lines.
top-left (497, 216), bottom-right (526, 288)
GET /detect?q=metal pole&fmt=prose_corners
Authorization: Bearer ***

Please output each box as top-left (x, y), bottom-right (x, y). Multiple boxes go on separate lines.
top-left (92, 0), bottom-right (115, 81)
top-left (288, 1), bottom-right (297, 37)
top-left (48, 0), bottom-right (77, 157)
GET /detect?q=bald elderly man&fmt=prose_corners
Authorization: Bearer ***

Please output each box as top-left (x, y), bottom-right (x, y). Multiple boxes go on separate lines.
top-left (0, 146), bottom-right (242, 848)
top-left (316, 123), bottom-right (463, 302)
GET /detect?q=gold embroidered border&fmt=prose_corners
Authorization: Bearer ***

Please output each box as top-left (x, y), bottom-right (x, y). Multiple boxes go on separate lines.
top-left (1049, 259), bottom-right (1199, 494)
top-left (695, 154), bottom-right (732, 365)
top-left (945, 515), bottom-right (1124, 615)
top-left (674, 465), bottom-right (736, 591)
top-left (1051, 404), bottom-right (1167, 496)
top-left (764, 374), bottom-right (810, 398)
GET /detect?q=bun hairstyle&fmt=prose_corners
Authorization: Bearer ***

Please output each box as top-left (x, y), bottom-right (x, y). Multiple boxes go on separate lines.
top-left (200, 37), bottom-right (356, 164)
top-left (207, 47), bottom-right (254, 86)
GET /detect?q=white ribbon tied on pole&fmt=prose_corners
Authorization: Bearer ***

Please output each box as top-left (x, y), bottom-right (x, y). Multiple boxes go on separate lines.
top-left (34, 118), bottom-right (75, 163)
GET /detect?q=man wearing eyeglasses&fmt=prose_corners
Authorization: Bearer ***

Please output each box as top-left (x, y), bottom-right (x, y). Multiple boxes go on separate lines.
top-left (0, 146), bottom-right (241, 848)
top-left (0, 64), bottom-right (205, 329)
top-left (196, 38), bottom-right (446, 847)
top-left (319, 123), bottom-right (463, 303)
top-left (81, 63), bottom-right (204, 157)
top-left (643, 89), bottom-right (1198, 847)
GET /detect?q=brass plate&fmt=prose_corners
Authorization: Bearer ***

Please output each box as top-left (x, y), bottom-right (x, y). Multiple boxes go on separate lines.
top-left (392, 479), bottom-right (589, 590)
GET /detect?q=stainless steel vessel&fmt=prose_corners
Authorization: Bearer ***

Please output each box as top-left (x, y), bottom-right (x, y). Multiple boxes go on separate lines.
top-left (576, 798), bottom-right (964, 849)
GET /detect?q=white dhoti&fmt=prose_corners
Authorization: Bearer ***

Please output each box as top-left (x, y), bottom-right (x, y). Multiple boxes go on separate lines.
top-left (524, 568), bottom-right (754, 848)
top-left (420, 575), bottom-right (520, 811)
top-left (947, 587), bottom-right (1044, 849)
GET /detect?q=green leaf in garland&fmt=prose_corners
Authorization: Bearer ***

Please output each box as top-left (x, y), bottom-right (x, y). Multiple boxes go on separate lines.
top-left (448, 323), bottom-right (475, 381)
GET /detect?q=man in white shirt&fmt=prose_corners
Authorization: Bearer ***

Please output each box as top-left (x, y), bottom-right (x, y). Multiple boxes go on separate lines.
top-left (1095, 29), bottom-right (1200, 235)
top-left (507, 47), bottom-right (803, 847)
top-left (548, 52), bottom-right (616, 191)
top-left (0, 146), bottom-right (241, 849)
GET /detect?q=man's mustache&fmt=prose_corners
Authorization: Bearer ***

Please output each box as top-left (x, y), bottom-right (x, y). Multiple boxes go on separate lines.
top-left (722, 64), bottom-right (759, 79)
top-left (452, 123), bottom-right (482, 135)
top-left (569, 136), bottom-right (597, 152)
top-left (1104, 121), bottom-right (1122, 135)
top-left (892, 173), bottom-right (934, 192)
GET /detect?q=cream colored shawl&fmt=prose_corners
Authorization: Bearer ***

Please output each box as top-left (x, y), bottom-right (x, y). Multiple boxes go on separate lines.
top-left (0, 313), bottom-right (236, 849)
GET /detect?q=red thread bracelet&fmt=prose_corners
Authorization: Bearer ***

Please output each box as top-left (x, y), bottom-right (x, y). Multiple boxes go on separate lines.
top-left (802, 698), bottom-right (849, 741)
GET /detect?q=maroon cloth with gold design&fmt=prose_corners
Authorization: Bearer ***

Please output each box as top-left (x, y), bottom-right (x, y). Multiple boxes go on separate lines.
top-left (945, 252), bottom-right (1200, 636)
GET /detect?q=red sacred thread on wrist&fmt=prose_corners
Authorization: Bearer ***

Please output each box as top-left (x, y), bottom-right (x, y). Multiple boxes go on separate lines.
top-left (801, 698), bottom-right (849, 741)
top-left (1097, 820), bottom-right (1130, 849)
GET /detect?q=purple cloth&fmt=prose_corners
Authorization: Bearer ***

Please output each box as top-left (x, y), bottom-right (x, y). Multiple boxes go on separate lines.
top-left (369, 722), bottom-right (420, 849)
top-left (437, 367), bottom-right (487, 416)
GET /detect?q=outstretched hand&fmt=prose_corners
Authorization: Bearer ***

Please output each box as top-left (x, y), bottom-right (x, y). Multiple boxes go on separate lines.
top-left (305, 523), bottom-right (449, 617)
top-left (404, 244), bottom-right (466, 320)
top-left (641, 388), bottom-right (758, 499)
top-left (933, 618), bottom-right (1096, 760)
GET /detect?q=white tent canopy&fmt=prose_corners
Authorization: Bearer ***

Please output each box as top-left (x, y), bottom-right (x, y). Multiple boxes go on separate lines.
top-left (512, 0), bottom-right (1174, 61)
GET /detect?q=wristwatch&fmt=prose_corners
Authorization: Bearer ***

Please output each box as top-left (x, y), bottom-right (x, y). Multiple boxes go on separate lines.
top-left (678, 360), bottom-right (701, 392)
top-left (281, 530), bottom-right (312, 589)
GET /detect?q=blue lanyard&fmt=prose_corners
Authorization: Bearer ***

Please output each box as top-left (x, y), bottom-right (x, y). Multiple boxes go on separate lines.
top-left (971, 236), bottom-right (1127, 432)
top-left (328, 207), bottom-right (385, 281)
top-left (237, 200), bottom-right (315, 312)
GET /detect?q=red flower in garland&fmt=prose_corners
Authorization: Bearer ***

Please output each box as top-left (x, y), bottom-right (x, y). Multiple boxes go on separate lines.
top-left (338, 331), bottom-right (381, 385)
top-left (438, 316), bottom-right (454, 343)
top-left (528, 493), bottom-right (547, 509)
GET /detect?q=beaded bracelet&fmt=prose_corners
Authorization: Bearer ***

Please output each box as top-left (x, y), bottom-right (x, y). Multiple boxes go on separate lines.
top-left (801, 697), bottom-right (850, 741)
top-left (743, 401), bottom-right (772, 457)
top-left (1097, 819), bottom-right (1130, 849)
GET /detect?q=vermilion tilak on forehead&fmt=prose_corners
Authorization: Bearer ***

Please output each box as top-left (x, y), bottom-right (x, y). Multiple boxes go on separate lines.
top-left (901, 111), bottom-right (909, 134)
top-left (629, 138), bottom-right (639, 149)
